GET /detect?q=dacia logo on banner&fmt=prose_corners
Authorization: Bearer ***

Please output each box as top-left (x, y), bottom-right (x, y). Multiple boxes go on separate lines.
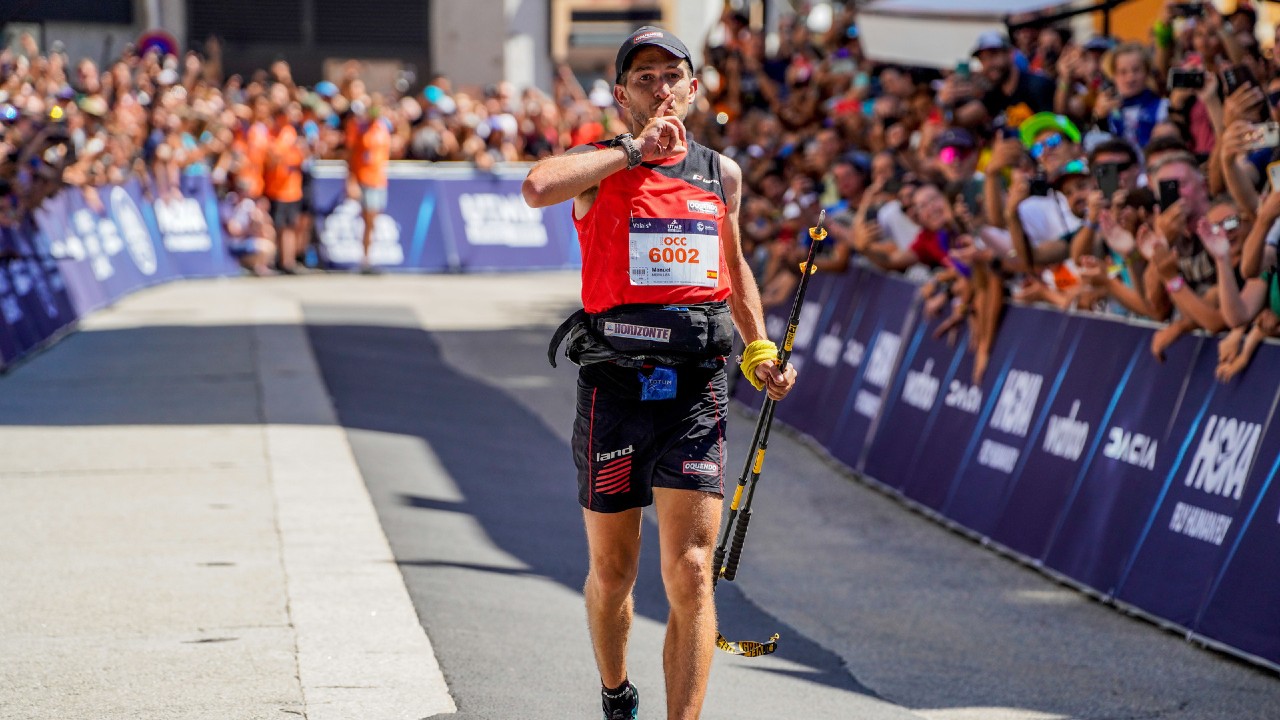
top-left (902, 359), bottom-right (940, 411)
top-left (110, 187), bottom-right (158, 276)
top-left (459, 193), bottom-right (548, 248)
top-left (1103, 427), bottom-right (1157, 470)
top-left (989, 370), bottom-right (1044, 438)
top-left (1184, 415), bottom-right (1262, 501)
top-left (155, 197), bottom-right (212, 252)
top-left (1043, 401), bottom-right (1089, 462)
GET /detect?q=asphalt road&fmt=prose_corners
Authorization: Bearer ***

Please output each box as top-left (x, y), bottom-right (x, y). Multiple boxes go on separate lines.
top-left (301, 273), bottom-right (1280, 720)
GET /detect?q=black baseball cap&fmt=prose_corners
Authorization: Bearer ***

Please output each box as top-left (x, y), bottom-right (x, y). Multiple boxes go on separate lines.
top-left (615, 26), bottom-right (692, 84)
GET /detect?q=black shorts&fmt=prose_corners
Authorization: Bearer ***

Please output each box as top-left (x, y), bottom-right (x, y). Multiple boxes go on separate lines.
top-left (270, 200), bottom-right (302, 228)
top-left (572, 362), bottom-right (727, 513)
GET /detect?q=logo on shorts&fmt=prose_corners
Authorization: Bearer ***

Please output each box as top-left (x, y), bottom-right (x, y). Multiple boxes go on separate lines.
top-left (596, 445), bottom-right (635, 463)
top-left (683, 460), bottom-right (720, 476)
top-left (688, 200), bottom-right (717, 215)
top-left (603, 322), bottom-right (672, 343)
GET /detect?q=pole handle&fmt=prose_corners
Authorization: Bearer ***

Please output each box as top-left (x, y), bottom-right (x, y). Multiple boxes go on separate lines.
top-left (722, 509), bottom-right (751, 582)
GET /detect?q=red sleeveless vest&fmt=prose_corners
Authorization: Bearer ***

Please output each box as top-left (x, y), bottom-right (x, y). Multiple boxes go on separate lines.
top-left (574, 141), bottom-right (732, 314)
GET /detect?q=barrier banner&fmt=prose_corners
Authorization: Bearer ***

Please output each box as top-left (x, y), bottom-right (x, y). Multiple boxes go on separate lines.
top-left (824, 272), bottom-right (917, 470)
top-left (989, 318), bottom-right (1148, 558)
top-left (896, 309), bottom-right (1020, 511)
top-left (148, 177), bottom-right (237, 278)
top-left (942, 306), bottom-right (1072, 535)
top-left (1113, 345), bottom-right (1280, 627)
top-left (6, 223), bottom-right (76, 345)
top-left (862, 309), bottom-right (968, 493)
top-left (1042, 332), bottom-right (1211, 594)
top-left (1193, 354), bottom-right (1280, 663)
top-left (40, 188), bottom-right (159, 314)
top-left (312, 172), bottom-right (579, 272)
top-left (773, 270), bottom-right (852, 440)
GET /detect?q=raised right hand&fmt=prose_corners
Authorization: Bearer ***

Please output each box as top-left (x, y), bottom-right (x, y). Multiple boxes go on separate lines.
top-left (635, 95), bottom-right (688, 161)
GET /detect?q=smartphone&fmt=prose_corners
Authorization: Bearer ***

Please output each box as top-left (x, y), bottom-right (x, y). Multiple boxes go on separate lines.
top-left (1158, 179), bottom-right (1181, 210)
top-left (955, 60), bottom-right (971, 79)
top-left (1245, 121), bottom-right (1280, 151)
top-left (1170, 2), bottom-right (1205, 17)
top-left (1029, 172), bottom-right (1051, 197)
top-left (1222, 64), bottom-right (1258, 95)
top-left (1167, 68), bottom-right (1205, 90)
top-left (1094, 163), bottom-right (1120, 197)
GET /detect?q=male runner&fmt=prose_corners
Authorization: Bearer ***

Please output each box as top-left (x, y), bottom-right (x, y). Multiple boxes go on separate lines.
top-left (523, 26), bottom-right (796, 720)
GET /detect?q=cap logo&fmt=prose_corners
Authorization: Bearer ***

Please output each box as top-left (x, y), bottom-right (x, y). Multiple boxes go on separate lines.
top-left (634, 31), bottom-right (663, 43)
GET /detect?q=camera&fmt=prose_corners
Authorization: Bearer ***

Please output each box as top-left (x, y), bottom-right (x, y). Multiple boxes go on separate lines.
top-left (1167, 68), bottom-right (1205, 90)
top-left (1029, 172), bottom-right (1051, 197)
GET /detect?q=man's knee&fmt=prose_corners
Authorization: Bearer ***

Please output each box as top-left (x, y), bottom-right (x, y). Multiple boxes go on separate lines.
top-left (588, 547), bottom-right (640, 599)
top-left (661, 547), bottom-right (713, 611)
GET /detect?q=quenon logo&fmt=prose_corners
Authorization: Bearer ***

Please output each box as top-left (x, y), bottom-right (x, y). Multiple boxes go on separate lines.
top-left (1184, 415), bottom-right (1262, 501)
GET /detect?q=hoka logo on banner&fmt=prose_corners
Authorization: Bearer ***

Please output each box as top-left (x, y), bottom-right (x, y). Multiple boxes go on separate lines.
top-left (459, 193), bottom-right (548, 247)
top-left (864, 332), bottom-right (901, 388)
top-left (1184, 415), bottom-right (1262, 501)
top-left (155, 197), bottom-right (212, 252)
top-left (814, 324), bottom-right (842, 368)
top-left (902, 359), bottom-right (940, 411)
top-left (1103, 427), bottom-right (1157, 470)
top-left (1043, 401), bottom-right (1089, 462)
top-left (989, 370), bottom-right (1043, 437)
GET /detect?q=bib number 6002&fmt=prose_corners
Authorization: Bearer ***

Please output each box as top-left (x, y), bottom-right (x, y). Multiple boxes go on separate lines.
top-left (649, 239), bottom-right (700, 264)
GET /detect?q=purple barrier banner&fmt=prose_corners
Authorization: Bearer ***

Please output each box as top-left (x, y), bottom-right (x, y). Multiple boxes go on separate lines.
top-left (1113, 344), bottom-right (1280, 627)
top-left (862, 309), bottom-right (969, 493)
top-left (824, 272), bottom-right (916, 470)
top-left (989, 318), bottom-right (1149, 559)
top-left (151, 177), bottom-right (239, 278)
top-left (772, 271), bottom-right (851, 440)
top-left (895, 309), bottom-right (1019, 511)
top-left (1193, 354), bottom-right (1280, 662)
top-left (1041, 331), bottom-right (1212, 595)
top-left (312, 171), bottom-right (579, 272)
top-left (942, 307), bottom-right (1072, 535)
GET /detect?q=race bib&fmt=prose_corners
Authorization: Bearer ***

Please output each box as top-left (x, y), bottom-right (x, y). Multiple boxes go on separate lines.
top-left (629, 218), bottom-right (720, 287)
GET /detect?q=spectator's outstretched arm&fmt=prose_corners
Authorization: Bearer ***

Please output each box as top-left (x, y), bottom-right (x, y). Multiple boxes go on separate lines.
top-left (1242, 190), bottom-right (1280, 279)
top-left (985, 139), bottom-right (1023, 231)
top-left (1205, 220), bottom-right (1266, 327)
top-left (1221, 119), bottom-right (1261, 216)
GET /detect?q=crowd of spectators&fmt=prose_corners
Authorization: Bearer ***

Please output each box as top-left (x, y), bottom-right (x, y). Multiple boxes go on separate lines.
top-left (2, 1), bottom-right (1279, 377)
top-left (691, 1), bottom-right (1280, 383)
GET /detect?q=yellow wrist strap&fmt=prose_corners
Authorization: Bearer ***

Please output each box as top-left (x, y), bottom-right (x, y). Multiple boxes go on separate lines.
top-left (739, 339), bottom-right (779, 391)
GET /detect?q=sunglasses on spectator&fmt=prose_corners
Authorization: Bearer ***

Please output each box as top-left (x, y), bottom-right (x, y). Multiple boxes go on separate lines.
top-left (1208, 216), bottom-right (1241, 235)
top-left (1030, 133), bottom-right (1064, 160)
top-left (1269, 91), bottom-right (1280, 108)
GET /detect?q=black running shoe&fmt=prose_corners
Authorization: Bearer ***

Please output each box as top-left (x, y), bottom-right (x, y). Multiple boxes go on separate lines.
top-left (601, 680), bottom-right (638, 720)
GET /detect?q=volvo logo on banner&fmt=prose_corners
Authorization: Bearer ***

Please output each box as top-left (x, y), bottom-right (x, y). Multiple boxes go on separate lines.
top-left (110, 187), bottom-right (158, 276)
top-left (459, 193), bottom-right (548, 248)
top-left (155, 197), bottom-right (212, 252)
top-left (1043, 400), bottom-right (1090, 462)
top-left (319, 199), bottom-right (405, 265)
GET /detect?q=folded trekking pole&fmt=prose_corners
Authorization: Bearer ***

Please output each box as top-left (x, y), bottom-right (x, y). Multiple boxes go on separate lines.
top-left (712, 210), bottom-right (827, 658)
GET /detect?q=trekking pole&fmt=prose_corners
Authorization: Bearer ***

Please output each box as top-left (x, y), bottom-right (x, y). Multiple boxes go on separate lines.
top-left (711, 210), bottom-right (826, 657)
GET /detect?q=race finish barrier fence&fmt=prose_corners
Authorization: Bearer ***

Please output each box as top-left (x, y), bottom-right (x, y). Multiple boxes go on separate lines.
top-left (2, 162), bottom-right (576, 370)
top-left (735, 262), bottom-right (1280, 673)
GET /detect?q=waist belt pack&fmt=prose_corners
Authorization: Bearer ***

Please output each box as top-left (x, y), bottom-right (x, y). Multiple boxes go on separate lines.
top-left (548, 301), bottom-right (734, 368)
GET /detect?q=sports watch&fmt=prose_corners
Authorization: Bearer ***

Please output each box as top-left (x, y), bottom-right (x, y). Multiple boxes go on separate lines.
top-left (608, 133), bottom-right (643, 170)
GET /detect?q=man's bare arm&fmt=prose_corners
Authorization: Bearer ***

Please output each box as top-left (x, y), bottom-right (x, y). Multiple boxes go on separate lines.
top-left (522, 143), bottom-right (627, 212)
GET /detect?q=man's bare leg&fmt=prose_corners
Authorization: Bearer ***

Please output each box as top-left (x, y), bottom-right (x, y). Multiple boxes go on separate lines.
top-left (583, 507), bottom-right (643, 689)
top-left (654, 487), bottom-right (721, 720)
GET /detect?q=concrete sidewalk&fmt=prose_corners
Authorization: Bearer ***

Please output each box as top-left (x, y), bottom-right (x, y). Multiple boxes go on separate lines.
top-left (0, 277), bottom-right (460, 720)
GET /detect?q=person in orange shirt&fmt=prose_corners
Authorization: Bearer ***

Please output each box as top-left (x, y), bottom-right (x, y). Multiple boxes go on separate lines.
top-left (265, 105), bottom-right (306, 273)
top-left (345, 100), bottom-right (391, 273)
top-left (235, 96), bottom-right (272, 200)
